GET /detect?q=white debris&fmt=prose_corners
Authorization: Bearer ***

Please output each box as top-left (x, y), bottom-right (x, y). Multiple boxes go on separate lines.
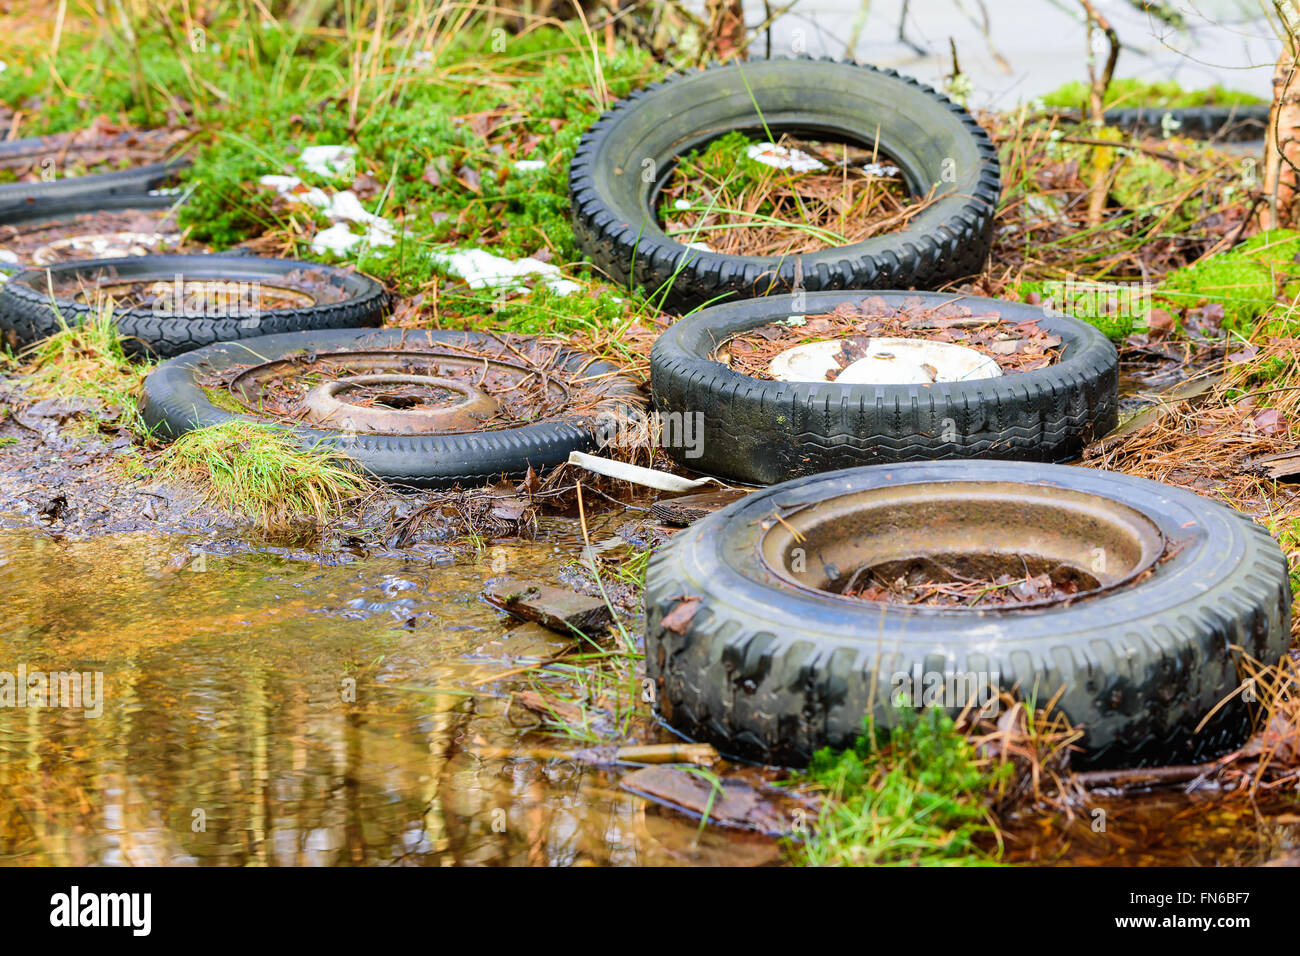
top-left (259, 174), bottom-right (303, 192)
top-left (512, 159), bottom-right (546, 172)
top-left (260, 168), bottom-right (395, 257)
top-left (258, 174), bottom-right (330, 208)
top-left (299, 145), bottom-right (355, 178)
top-left (673, 199), bottom-right (692, 210)
top-left (311, 223), bottom-right (367, 256)
top-left (862, 162), bottom-right (901, 177)
top-left (0, 248), bottom-right (18, 264)
top-left (683, 241), bottom-right (714, 253)
top-left (567, 451), bottom-right (731, 492)
top-left (746, 142), bottom-right (824, 173)
top-left (322, 190), bottom-right (380, 225)
top-left (429, 247), bottom-right (579, 296)
top-left (768, 337), bottom-right (1002, 386)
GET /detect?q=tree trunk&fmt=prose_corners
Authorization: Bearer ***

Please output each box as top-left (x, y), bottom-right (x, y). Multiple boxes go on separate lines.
top-left (1262, 1), bottom-right (1300, 230)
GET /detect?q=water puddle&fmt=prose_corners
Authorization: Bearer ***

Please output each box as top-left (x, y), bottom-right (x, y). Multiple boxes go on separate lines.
top-left (0, 520), bottom-right (1294, 866)
top-left (0, 522), bottom-right (774, 865)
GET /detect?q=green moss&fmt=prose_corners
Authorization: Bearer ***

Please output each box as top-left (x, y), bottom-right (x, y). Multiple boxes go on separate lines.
top-left (1157, 229), bottom-right (1300, 331)
top-left (787, 709), bottom-right (1005, 866)
top-left (201, 385), bottom-right (247, 415)
top-left (1040, 77), bottom-right (1265, 111)
top-left (1110, 154), bottom-right (1192, 226)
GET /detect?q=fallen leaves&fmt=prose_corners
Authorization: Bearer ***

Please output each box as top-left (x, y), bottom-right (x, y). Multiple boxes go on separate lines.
top-left (660, 595), bottom-right (701, 633)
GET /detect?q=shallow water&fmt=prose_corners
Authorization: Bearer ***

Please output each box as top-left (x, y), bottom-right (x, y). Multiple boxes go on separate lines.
top-left (0, 520), bottom-right (1295, 866)
top-left (0, 521), bottom-right (775, 866)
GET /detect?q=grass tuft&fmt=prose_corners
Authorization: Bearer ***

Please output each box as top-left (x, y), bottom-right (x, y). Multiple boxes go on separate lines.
top-left (789, 709), bottom-right (1007, 867)
top-left (20, 299), bottom-right (151, 433)
top-left (157, 421), bottom-right (374, 528)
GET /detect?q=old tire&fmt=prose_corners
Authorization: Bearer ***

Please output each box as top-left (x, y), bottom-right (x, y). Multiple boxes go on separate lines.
top-left (139, 327), bottom-right (645, 487)
top-left (570, 58), bottom-right (1000, 312)
top-left (0, 192), bottom-right (187, 268)
top-left (644, 461), bottom-right (1292, 769)
top-left (1102, 104), bottom-right (1270, 141)
top-left (650, 291), bottom-right (1118, 484)
top-left (0, 160), bottom-right (185, 209)
top-left (0, 254), bottom-right (389, 358)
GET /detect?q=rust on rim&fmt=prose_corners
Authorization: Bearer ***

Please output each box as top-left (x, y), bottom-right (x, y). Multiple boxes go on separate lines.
top-left (227, 348), bottom-right (571, 436)
top-left (300, 373), bottom-right (498, 433)
top-left (758, 480), bottom-right (1165, 612)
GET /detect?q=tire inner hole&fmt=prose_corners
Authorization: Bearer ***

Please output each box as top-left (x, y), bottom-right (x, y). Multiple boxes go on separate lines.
top-left (840, 553), bottom-right (1102, 608)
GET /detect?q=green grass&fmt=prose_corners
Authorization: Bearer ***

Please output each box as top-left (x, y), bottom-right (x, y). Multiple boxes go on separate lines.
top-left (1040, 77), bottom-right (1265, 111)
top-left (788, 709), bottom-right (1006, 867)
top-left (157, 421), bottom-right (375, 528)
top-left (0, 4), bottom-right (664, 319)
top-left (19, 299), bottom-right (152, 434)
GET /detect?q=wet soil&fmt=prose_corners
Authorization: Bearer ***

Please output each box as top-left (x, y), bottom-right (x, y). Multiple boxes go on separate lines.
top-left (719, 296), bottom-right (1064, 381)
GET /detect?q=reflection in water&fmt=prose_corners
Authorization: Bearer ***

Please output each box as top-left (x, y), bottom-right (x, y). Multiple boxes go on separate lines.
top-left (0, 526), bottom-right (1295, 866)
top-left (0, 526), bottom-right (742, 866)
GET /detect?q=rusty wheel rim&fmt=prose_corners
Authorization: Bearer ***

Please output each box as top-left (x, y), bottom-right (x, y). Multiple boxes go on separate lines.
top-left (228, 348), bottom-right (571, 436)
top-left (300, 373), bottom-right (499, 433)
top-left (758, 480), bottom-right (1165, 611)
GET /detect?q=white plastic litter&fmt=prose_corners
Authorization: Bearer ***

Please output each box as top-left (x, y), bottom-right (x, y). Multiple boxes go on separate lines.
top-left (746, 142), bottom-right (824, 173)
top-left (768, 337), bottom-right (1003, 386)
top-left (512, 159), bottom-right (546, 172)
top-left (566, 451), bottom-right (730, 492)
top-left (260, 160), bottom-right (396, 256)
top-left (310, 223), bottom-right (368, 256)
top-left (862, 162), bottom-right (901, 177)
top-left (429, 247), bottom-right (579, 296)
top-left (300, 145), bottom-right (355, 178)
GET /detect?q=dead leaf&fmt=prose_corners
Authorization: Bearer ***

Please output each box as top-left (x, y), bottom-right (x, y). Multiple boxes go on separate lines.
top-left (661, 596), bottom-right (701, 634)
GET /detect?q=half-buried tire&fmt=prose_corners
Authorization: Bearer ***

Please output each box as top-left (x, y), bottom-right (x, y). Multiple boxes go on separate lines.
top-left (650, 290), bottom-right (1118, 484)
top-left (0, 254), bottom-right (389, 358)
top-left (140, 327), bottom-right (646, 487)
top-left (570, 58), bottom-right (1000, 312)
top-left (645, 461), bottom-right (1292, 769)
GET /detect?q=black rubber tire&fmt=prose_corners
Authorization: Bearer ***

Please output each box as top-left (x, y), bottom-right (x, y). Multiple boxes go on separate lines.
top-left (0, 190), bottom-right (179, 228)
top-left (570, 58), bottom-right (1001, 312)
top-left (1102, 104), bottom-right (1270, 141)
top-left (139, 327), bottom-right (645, 488)
top-left (0, 192), bottom-right (186, 269)
top-left (0, 159), bottom-right (186, 209)
top-left (645, 461), bottom-right (1292, 769)
top-left (0, 254), bottom-right (389, 358)
top-left (650, 290), bottom-right (1118, 484)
